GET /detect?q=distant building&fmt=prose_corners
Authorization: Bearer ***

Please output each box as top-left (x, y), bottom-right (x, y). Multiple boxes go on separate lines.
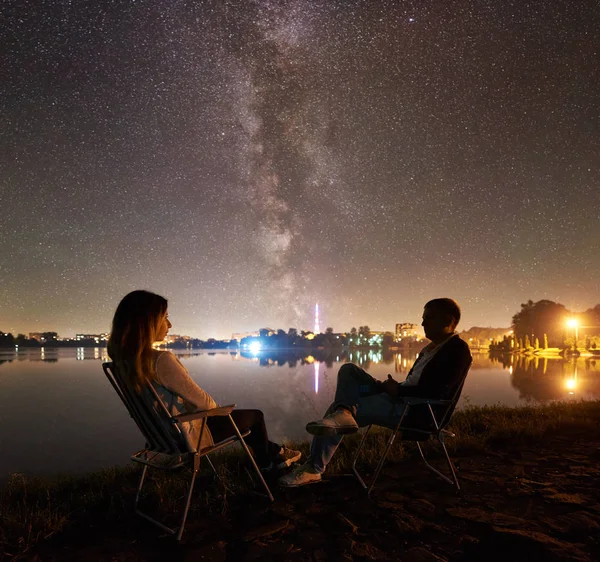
top-left (164, 334), bottom-right (192, 344)
top-left (367, 330), bottom-right (388, 345)
top-left (75, 333), bottom-right (109, 344)
top-left (29, 332), bottom-right (59, 343)
top-left (395, 323), bottom-right (420, 342)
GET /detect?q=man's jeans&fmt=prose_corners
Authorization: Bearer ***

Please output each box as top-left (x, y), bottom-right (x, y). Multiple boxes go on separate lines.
top-left (310, 363), bottom-right (406, 474)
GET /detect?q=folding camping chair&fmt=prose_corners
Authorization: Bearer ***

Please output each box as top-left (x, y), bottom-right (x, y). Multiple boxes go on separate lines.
top-left (351, 360), bottom-right (472, 494)
top-left (102, 361), bottom-right (274, 540)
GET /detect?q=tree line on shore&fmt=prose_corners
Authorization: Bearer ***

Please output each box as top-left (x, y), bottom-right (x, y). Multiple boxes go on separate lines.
top-left (0, 326), bottom-right (399, 350)
top-left (190, 326), bottom-right (394, 351)
top-left (490, 299), bottom-right (600, 353)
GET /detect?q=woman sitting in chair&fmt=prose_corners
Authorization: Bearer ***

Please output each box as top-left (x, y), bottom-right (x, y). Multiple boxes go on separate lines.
top-left (107, 289), bottom-right (301, 472)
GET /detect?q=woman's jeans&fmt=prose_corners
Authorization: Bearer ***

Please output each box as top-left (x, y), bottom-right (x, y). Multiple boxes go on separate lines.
top-left (310, 363), bottom-right (406, 474)
top-left (208, 409), bottom-right (281, 467)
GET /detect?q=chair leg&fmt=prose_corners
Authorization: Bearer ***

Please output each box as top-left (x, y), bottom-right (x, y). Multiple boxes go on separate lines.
top-left (416, 439), bottom-right (458, 489)
top-left (175, 468), bottom-right (199, 540)
top-left (205, 455), bottom-right (219, 479)
top-left (367, 429), bottom-right (398, 495)
top-left (439, 439), bottom-right (460, 491)
top-left (134, 465), bottom-right (148, 510)
top-left (228, 415), bottom-right (274, 502)
top-left (133, 462), bottom-right (201, 540)
top-left (351, 425), bottom-right (372, 490)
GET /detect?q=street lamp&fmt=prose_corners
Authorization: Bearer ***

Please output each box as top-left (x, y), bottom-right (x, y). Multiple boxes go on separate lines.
top-left (566, 318), bottom-right (579, 351)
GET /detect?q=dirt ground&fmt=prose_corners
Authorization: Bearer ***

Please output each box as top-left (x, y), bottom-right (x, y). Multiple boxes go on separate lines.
top-left (18, 424), bottom-right (600, 561)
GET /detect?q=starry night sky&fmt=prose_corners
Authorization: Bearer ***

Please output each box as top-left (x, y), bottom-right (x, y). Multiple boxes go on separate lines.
top-left (2, 0), bottom-right (599, 339)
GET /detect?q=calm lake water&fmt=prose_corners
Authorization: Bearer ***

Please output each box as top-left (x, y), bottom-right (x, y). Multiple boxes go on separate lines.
top-left (1, 347), bottom-right (598, 477)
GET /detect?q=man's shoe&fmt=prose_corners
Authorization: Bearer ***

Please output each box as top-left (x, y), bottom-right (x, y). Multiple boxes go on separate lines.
top-left (274, 446), bottom-right (302, 470)
top-left (305, 408), bottom-right (359, 436)
top-left (278, 461), bottom-right (322, 487)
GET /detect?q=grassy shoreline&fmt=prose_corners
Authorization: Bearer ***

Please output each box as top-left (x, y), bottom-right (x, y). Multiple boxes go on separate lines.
top-left (3, 400), bottom-right (600, 559)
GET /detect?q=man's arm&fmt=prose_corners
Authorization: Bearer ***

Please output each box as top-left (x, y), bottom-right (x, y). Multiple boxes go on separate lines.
top-left (380, 374), bottom-right (400, 396)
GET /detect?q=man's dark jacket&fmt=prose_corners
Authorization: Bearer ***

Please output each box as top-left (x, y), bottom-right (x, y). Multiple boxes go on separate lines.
top-left (397, 335), bottom-right (472, 399)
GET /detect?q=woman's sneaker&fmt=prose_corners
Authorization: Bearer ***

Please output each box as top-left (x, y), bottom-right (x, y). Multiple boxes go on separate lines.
top-left (278, 461), bottom-right (322, 487)
top-left (274, 446), bottom-right (302, 469)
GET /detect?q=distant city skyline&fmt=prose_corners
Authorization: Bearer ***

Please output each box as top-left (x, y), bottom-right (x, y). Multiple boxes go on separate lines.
top-left (2, 2), bottom-right (598, 341)
top-left (2, 297), bottom-right (596, 341)
top-left (0, 304), bottom-right (557, 341)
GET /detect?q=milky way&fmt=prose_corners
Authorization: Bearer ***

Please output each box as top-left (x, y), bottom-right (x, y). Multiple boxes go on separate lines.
top-left (1, 0), bottom-right (599, 338)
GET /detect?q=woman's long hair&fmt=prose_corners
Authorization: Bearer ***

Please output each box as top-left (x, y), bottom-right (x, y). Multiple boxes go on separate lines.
top-left (107, 290), bottom-right (168, 392)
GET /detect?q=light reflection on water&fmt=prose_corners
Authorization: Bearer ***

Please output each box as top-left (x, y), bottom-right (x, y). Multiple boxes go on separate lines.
top-left (0, 347), bottom-right (599, 477)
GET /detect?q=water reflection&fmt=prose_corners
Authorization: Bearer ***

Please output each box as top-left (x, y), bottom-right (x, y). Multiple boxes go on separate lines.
top-left (1, 347), bottom-right (422, 371)
top-left (3, 346), bottom-right (599, 408)
top-left (238, 349), bottom-right (345, 368)
top-left (490, 354), bottom-right (600, 402)
top-left (2, 348), bottom-right (600, 477)
top-left (565, 363), bottom-right (578, 394)
top-left (232, 348), bottom-right (422, 372)
top-left (0, 347), bottom-right (110, 363)
top-left (15, 347), bottom-right (61, 363)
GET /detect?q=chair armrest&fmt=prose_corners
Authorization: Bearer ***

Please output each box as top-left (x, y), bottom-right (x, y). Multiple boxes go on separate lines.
top-left (174, 404), bottom-right (236, 423)
top-left (399, 397), bottom-right (453, 406)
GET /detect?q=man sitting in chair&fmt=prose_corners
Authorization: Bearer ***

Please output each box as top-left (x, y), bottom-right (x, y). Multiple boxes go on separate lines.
top-left (279, 298), bottom-right (472, 487)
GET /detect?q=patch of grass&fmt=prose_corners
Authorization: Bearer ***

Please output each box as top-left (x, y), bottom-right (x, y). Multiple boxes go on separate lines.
top-left (2, 400), bottom-right (600, 558)
top-left (451, 400), bottom-right (600, 449)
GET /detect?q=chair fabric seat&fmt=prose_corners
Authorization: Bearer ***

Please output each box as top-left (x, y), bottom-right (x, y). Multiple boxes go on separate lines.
top-left (131, 428), bottom-right (252, 470)
top-left (132, 449), bottom-right (190, 469)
